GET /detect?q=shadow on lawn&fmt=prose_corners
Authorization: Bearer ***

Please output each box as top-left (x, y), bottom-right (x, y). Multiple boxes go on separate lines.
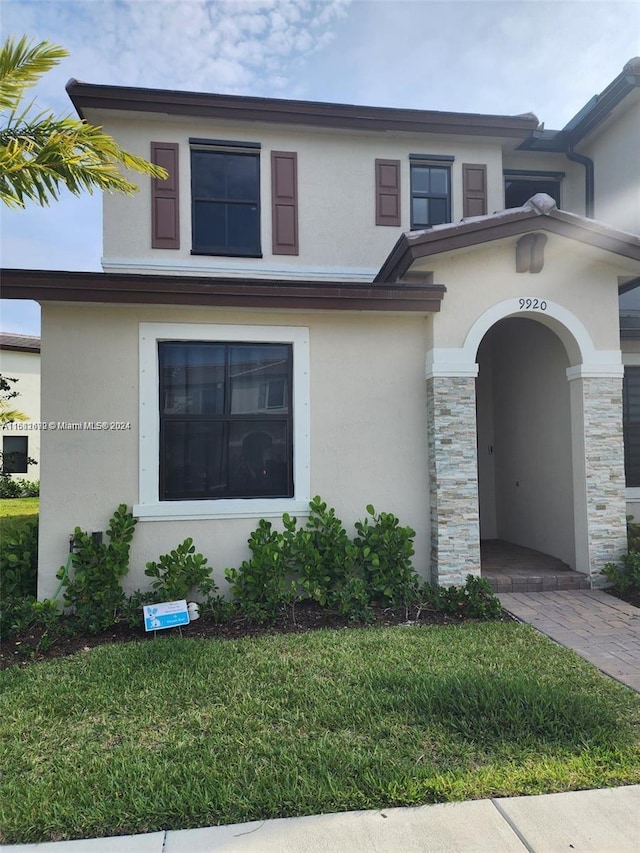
top-left (371, 671), bottom-right (623, 748)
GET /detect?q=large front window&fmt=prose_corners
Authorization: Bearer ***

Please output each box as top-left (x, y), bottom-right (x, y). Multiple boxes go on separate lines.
top-left (410, 164), bottom-right (451, 229)
top-left (159, 342), bottom-right (293, 500)
top-left (136, 323), bottom-right (310, 520)
top-left (191, 150), bottom-right (261, 256)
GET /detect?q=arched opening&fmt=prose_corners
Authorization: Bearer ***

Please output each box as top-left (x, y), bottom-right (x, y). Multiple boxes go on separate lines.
top-left (476, 317), bottom-right (576, 571)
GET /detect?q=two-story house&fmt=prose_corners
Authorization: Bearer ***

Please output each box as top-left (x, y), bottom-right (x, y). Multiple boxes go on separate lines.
top-left (3, 58), bottom-right (640, 598)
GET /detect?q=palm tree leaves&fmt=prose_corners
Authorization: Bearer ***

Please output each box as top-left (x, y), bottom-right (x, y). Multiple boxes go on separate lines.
top-left (0, 36), bottom-right (68, 111)
top-left (0, 36), bottom-right (167, 207)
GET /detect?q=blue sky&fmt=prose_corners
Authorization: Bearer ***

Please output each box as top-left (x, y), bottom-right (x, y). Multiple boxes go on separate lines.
top-left (1, 0), bottom-right (639, 335)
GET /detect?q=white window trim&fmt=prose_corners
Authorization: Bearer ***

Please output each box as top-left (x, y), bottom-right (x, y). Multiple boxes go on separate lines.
top-left (135, 322), bottom-right (310, 521)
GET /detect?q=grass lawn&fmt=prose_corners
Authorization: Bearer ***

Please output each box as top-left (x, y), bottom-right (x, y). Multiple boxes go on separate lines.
top-left (0, 497), bottom-right (39, 531)
top-left (1, 622), bottom-right (639, 844)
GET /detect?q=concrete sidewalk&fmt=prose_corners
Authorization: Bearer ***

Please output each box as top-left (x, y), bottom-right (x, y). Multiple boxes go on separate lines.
top-left (2, 786), bottom-right (639, 852)
top-left (497, 589), bottom-right (640, 691)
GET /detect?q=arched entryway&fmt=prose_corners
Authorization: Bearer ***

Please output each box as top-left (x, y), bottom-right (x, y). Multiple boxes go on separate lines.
top-left (426, 298), bottom-right (627, 587)
top-left (476, 317), bottom-right (577, 582)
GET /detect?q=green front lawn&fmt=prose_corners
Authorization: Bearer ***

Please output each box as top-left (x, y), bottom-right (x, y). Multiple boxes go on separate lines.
top-left (0, 497), bottom-right (38, 530)
top-left (1, 621), bottom-right (638, 844)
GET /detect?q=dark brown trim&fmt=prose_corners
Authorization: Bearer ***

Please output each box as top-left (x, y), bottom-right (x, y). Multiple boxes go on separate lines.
top-left (376, 202), bottom-right (640, 283)
top-left (66, 79), bottom-right (539, 140)
top-left (0, 269), bottom-right (445, 313)
top-left (0, 344), bottom-right (40, 353)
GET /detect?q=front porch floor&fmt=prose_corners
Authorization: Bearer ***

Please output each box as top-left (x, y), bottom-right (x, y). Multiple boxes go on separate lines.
top-left (481, 540), bottom-right (591, 593)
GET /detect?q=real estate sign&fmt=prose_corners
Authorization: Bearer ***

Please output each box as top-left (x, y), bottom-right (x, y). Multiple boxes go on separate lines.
top-left (143, 600), bottom-right (190, 632)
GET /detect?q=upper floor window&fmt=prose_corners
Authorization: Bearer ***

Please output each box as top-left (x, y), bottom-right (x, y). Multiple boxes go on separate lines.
top-left (410, 162), bottom-right (451, 229)
top-left (504, 170), bottom-right (562, 210)
top-left (191, 148), bottom-right (261, 257)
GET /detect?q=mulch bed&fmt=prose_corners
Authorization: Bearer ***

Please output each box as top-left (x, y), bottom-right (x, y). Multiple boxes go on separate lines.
top-left (0, 601), bottom-right (466, 669)
top-left (4, 591), bottom-right (637, 671)
top-left (606, 587), bottom-right (640, 609)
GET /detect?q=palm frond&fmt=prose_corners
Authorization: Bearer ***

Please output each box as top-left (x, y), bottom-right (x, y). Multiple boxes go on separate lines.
top-left (0, 36), bottom-right (168, 207)
top-left (0, 36), bottom-right (68, 112)
top-left (0, 110), bottom-right (168, 207)
top-left (0, 400), bottom-right (28, 424)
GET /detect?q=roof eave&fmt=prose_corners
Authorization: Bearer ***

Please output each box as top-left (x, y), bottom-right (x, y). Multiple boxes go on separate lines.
top-left (0, 269), bottom-right (446, 313)
top-left (376, 204), bottom-right (640, 284)
top-left (66, 79), bottom-right (539, 139)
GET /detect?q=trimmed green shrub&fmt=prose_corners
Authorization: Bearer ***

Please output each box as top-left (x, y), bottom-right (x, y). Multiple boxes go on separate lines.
top-left (144, 537), bottom-right (218, 604)
top-left (57, 504), bottom-right (137, 633)
top-left (0, 517), bottom-right (38, 599)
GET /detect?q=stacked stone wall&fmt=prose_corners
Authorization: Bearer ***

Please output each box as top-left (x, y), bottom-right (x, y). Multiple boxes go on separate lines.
top-left (581, 375), bottom-right (628, 584)
top-left (426, 376), bottom-right (481, 585)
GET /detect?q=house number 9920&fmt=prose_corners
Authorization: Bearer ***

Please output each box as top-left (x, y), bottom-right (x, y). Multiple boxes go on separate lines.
top-left (519, 298), bottom-right (547, 311)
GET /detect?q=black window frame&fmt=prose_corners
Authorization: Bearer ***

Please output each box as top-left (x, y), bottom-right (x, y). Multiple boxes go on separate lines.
top-left (2, 435), bottom-right (28, 474)
top-left (410, 161), bottom-right (452, 230)
top-left (158, 340), bottom-right (294, 501)
top-left (190, 147), bottom-right (262, 258)
top-left (623, 366), bottom-right (640, 487)
top-left (503, 170), bottom-right (563, 210)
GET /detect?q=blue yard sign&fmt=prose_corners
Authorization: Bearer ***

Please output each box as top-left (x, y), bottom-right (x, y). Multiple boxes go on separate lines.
top-left (143, 600), bottom-right (190, 632)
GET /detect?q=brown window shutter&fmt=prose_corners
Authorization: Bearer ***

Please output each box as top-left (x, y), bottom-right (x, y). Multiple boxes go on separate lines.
top-left (151, 142), bottom-right (179, 249)
top-left (271, 151), bottom-right (298, 255)
top-left (462, 164), bottom-right (487, 217)
top-left (375, 159), bottom-right (401, 226)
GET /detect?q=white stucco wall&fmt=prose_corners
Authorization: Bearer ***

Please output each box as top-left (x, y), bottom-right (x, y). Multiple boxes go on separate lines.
top-left (0, 348), bottom-right (40, 480)
top-left (582, 92), bottom-right (640, 236)
top-left (38, 303), bottom-right (432, 597)
top-left (416, 235), bottom-right (626, 354)
top-left (481, 318), bottom-right (575, 566)
top-left (86, 108), bottom-right (507, 279)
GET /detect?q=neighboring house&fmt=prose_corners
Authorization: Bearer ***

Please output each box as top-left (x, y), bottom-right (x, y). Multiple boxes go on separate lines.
top-left (2, 58), bottom-right (640, 597)
top-left (0, 334), bottom-right (41, 482)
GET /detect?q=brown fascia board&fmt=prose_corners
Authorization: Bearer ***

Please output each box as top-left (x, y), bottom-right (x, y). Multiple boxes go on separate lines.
top-left (0, 269), bottom-right (446, 313)
top-left (376, 206), bottom-right (640, 283)
top-left (66, 79), bottom-right (539, 139)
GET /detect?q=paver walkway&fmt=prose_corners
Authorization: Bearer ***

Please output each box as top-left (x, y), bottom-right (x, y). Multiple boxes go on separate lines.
top-left (497, 589), bottom-right (640, 691)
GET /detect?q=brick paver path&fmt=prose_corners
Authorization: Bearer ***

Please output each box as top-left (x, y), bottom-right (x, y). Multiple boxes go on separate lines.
top-left (497, 590), bottom-right (640, 692)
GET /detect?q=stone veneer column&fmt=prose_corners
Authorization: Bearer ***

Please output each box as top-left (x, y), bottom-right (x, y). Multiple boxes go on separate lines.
top-left (426, 376), bottom-right (481, 585)
top-left (569, 374), bottom-right (627, 586)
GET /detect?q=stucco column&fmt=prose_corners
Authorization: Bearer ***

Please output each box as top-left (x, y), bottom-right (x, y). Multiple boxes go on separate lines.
top-left (426, 375), bottom-right (481, 585)
top-left (568, 371), bottom-right (627, 585)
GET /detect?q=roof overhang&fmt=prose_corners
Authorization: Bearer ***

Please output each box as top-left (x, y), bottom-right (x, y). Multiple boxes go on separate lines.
top-left (0, 269), bottom-right (446, 313)
top-left (375, 195), bottom-right (640, 284)
top-left (66, 79), bottom-right (539, 140)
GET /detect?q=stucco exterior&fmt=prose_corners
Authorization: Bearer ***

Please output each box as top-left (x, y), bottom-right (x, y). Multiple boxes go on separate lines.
top-left (38, 303), bottom-right (431, 597)
top-left (93, 111), bottom-right (507, 281)
top-left (582, 89), bottom-right (640, 235)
